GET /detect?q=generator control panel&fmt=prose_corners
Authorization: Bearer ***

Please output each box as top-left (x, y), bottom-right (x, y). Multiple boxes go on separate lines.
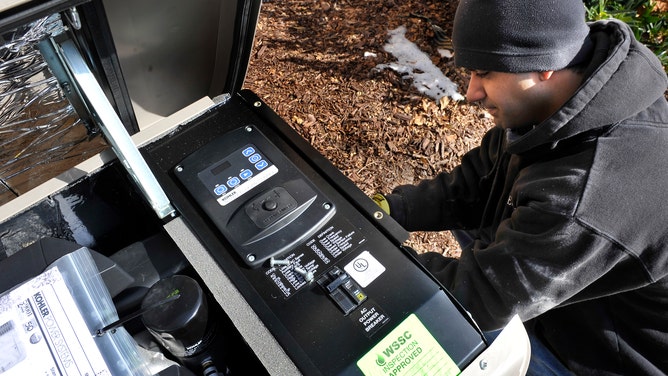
top-left (159, 110), bottom-right (488, 375)
top-left (175, 125), bottom-right (335, 268)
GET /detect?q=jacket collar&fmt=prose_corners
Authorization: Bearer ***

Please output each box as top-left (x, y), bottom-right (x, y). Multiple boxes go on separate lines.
top-left (506, 19), bottom-right (668, 155)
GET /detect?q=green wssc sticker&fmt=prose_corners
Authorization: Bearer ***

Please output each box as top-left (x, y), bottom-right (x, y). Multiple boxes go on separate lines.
top-left (357, 314), bottom-right (460, 376)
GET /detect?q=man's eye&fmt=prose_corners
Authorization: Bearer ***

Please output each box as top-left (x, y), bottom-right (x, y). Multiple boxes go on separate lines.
top-left (474, 71), bottom-right (489, 78)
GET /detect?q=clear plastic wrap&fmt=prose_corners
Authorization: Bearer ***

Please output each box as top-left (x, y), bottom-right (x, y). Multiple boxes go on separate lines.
top-left (0, 247), bottom-right (150, 375)
top-left (54, 247), bottom-right (151, 376)
top-left (0, 14), bottom-right (107, 205)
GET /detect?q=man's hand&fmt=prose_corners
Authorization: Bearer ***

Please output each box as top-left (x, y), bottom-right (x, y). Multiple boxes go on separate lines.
top-left (371, 193), bottom-right (390, 214)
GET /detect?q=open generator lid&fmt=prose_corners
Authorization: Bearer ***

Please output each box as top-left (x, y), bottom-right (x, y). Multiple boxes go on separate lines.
top-left (0, 0), bottom-right (262, 214)
top-left (0, 0), bottom-right (263, 131)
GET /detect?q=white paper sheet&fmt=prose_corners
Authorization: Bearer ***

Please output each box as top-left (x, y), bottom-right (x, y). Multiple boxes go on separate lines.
top-left (0, 266), bottom-right (111, 376)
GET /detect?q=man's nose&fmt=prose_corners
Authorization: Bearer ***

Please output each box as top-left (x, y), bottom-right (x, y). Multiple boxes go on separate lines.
top-left (466, 74), bottom-right (486, 103)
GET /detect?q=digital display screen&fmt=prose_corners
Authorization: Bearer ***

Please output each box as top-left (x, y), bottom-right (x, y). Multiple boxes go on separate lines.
top-left (197, 143), bottom-right (278, 206)
top-left (210, 161), bottom-right (231, 176)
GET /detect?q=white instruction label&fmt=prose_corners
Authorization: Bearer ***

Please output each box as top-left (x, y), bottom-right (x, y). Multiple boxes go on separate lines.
top-left (0, 267), bottom-right (111, 376)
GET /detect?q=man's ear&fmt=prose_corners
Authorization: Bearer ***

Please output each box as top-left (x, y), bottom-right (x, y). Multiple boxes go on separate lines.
top-left (539, 71), bottom-right (555, 81)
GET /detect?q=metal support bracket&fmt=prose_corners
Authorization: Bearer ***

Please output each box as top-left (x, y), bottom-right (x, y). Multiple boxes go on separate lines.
top-left (46, 38), bottom-right (175, 219)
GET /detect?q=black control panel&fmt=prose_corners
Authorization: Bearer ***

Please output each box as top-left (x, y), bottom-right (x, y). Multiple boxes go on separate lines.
top-left (146, 97), bottom-right (488, 375)
top-left (175, 125), bottom-right (335, 268)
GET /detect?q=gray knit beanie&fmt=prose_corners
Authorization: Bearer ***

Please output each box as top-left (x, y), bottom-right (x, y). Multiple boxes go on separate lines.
top-left (452, 0), bottom-right (593, 72)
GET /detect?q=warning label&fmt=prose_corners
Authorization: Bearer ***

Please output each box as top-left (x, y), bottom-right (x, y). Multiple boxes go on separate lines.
top-left (357, 314), bottom-right (460, 376)
top-left (308, 222), bottom-right (362, 260)
top-left (265, 218), bottom-right (366, 299)
top-left (264, 251), bottom-right (315, 297)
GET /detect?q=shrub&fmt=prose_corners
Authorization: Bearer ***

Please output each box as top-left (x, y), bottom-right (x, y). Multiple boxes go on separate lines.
top-left (584, 0), bottom-right (667, 71)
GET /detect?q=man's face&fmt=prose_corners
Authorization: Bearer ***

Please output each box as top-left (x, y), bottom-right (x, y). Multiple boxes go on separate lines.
top-left (466, 70), bottom-right (555, 130)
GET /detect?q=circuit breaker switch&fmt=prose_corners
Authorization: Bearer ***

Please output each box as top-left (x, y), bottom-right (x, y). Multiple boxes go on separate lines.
top-left (325, 273), bottom-right (348, 293)
top-left (317, 266), bottom-right (367, 314)
top-left (330, 289), bottom-right (357, 315)
top-left (343, 279), bottom-right (367, 304)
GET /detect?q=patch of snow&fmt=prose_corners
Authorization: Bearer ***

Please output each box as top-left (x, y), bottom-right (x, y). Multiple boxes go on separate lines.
top-left (376, 26), bottom-right (464, 101)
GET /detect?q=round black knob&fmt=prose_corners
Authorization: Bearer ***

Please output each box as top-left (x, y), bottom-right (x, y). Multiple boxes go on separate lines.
top-left (263, 200), bottom-right (278, 211)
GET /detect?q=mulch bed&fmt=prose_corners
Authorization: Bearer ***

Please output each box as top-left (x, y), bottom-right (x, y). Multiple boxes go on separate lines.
top-left (244, 0), bottom-right (494, 257)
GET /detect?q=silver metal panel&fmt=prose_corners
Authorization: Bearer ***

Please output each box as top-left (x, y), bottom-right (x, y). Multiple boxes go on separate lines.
top-left (102, 0), bottom-right (234, 128)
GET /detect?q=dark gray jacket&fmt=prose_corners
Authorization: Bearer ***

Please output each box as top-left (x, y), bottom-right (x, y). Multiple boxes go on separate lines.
top-left (385, 20), bottom-right (668, 375)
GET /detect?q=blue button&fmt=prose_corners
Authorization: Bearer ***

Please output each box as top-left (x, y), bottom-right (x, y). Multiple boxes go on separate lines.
top-left (213, 185), bottom-right (227, 195)
top-left (255, 160), bottom-right (268, 170)
top-left (249, 153), bottom-right (262, 163)
top-left (240, 169), bottom-right (253, 180)
top-left (242, 147), bottom-right (255, 157)
top-left (227, 177), bottom-right (240, 187)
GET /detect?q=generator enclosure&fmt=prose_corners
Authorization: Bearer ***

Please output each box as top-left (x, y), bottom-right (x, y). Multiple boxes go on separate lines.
top-left (0, 1), bottom-right (530, 375)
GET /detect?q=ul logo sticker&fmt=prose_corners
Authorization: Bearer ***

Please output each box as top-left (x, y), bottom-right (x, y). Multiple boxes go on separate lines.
top-left (353, 257), bottom-right (369, 272)
top-left (345, 250), bottom-right (385, 288)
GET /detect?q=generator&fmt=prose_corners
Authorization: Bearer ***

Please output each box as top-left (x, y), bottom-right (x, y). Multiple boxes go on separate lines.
top-left (0, 1), bottom-right (530, 375)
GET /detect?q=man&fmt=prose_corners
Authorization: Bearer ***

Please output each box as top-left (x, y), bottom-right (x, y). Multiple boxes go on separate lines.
top-left (374, 0), bottom-right (668, 374)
